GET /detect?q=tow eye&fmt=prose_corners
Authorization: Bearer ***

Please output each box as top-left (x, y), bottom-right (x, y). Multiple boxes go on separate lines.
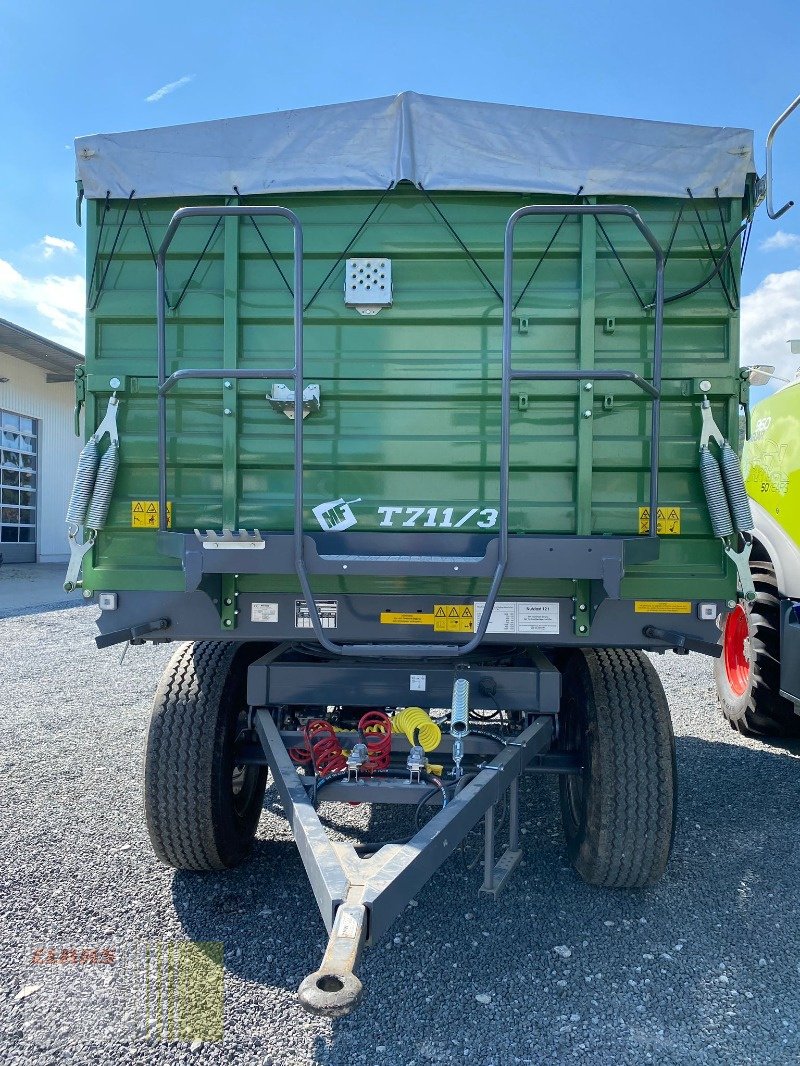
top-left (297, 899), bottom-right (368, 1017)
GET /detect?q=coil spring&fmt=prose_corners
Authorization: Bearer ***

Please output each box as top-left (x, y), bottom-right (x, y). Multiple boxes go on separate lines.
top-left (451, 677), bottom-right (470, 737)
top-left (359, 710), bottom-right (393, 771)
top-left (65, 440), bottom-right (100, 526)
top-left (700, 446), bottom-right (734, 538)
top-left (85, 443), bottom-right (119, 530)
top-left (720, 443), bottom-right (754, 533)
top-left (392, 707), bottom-right (442, 753)
top-left (304, 719), bottom-right (347, 777)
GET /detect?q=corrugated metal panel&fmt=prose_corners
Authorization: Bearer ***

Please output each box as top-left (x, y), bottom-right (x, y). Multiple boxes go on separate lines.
top-left (0, 352), bottom-right (80, 562)
top-left (82, 188), bottom-right (742, 601)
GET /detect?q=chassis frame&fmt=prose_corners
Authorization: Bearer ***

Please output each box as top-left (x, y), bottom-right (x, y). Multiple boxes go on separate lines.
top-left (247, 671), bottom-right (559, 1016)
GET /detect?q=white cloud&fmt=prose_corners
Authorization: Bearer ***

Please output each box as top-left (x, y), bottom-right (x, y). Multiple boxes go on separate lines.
top-left (759, 230), bottom-right (800, 252)
top-left (145, 74), bottom-right (193, 103)
top-left (40, 235), bottom-right (78, 259)
top-left (740, 268), bottom-right (800, 382)
top-left (0, 258), bottom-right (84, 351)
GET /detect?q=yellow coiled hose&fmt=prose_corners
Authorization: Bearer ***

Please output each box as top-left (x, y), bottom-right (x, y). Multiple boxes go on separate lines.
top-left (392, 707), bottom-right (441, 753)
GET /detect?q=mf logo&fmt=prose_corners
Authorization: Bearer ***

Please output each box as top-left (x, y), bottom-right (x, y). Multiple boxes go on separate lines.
top-left (312, 498), bottom-right (362, 532)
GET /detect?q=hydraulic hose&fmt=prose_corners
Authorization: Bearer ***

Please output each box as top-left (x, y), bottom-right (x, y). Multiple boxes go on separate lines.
top-left (359, 710), bottom-right (393, 771)
top-left (393, 707), bottom-right (442, 752)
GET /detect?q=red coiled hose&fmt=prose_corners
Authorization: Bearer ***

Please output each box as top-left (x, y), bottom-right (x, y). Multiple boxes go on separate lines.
top-left (359, 710), bottom-right (392, 772)
top-left (304, 719), bottom-right (347, 776)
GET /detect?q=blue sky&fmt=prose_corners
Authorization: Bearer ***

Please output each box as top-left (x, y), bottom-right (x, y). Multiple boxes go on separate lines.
top-left (1, 0), bottom-right (799, 379)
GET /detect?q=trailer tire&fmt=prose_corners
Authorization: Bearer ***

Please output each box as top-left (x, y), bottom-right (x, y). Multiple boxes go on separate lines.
top-left (558, 648), bottom-right (676, 889)
top-left (144, 641), bottom-right (268, 871)
top-left (713, 562), bottom-right (800, 738)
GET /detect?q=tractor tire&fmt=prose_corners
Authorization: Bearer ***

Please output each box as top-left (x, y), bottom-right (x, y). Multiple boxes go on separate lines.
top-left (714, 561), bottom-right (800, 738)
top-left (558, 648), bottom-right (676, 889)
top-left (144, 641), bottom-right (268, 871)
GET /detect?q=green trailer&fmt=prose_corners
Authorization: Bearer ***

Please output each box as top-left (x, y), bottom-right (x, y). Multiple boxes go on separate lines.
top-left (67, 92), bottom-right (780, 1014)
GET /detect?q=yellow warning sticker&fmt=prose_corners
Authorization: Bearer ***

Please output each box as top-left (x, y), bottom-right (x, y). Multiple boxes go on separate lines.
top-left (638, 507), bottom-right (681, 535)
top-left (634, 601), bottom-right (692, 614)
top-left (379, 604), bottom-right (475, 631)
top-left (131, 501), bottom-right (172, 528)
top-left (433, 604), bottom-right (474, 633)
top-left (380, 612), bottom-right (434, 626)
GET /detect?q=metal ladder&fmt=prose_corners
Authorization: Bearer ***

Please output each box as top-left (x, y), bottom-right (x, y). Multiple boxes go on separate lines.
top-left (155, 203), bottom-right (665, 659)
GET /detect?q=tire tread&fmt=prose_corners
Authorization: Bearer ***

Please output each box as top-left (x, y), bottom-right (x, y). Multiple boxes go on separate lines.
top-left (561, 648), bottom-right (675, 889)
top-left (144, 641), bottom-right (245, 871)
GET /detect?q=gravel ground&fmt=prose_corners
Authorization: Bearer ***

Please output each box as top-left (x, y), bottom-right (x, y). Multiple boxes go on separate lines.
top-left (1, 604), bottom-right (799, 1065)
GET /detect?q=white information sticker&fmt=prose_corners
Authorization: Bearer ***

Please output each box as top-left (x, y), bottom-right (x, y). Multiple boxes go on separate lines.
top-left (474, 601), bottom-right (560, 635)
top-left (295, 599), bottom-right (338, 629)
top-left (410, 674), bottom-right (427, 692)
top-left (516, 602), bottom-right (560, 634)
top-left (251, 602), bottom-right (279, 623)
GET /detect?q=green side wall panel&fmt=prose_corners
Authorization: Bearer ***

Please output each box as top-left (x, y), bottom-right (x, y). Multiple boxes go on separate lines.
top-left (81, 187), bottom-right (743, 603)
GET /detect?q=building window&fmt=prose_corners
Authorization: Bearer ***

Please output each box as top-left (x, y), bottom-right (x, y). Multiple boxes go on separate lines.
top-left (1, 409), bottom-right (37, 543)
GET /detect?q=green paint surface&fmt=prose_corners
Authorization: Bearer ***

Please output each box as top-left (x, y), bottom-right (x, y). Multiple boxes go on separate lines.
top-left (81, 186), bottom-right (744, 602)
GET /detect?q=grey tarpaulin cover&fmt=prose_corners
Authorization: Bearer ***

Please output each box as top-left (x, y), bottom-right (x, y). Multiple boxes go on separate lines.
top-left (75, 91), bottom-right (755, 201)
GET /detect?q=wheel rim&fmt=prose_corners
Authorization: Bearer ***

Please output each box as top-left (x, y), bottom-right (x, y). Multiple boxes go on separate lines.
top-left (230, 710), bottom-right (261, 818)
top-left (723, 604), bottom-right (752, 698)
top-left (565, 770), bottom-right (584, 826)
top-left (231, 762), bottom-right (259, 816)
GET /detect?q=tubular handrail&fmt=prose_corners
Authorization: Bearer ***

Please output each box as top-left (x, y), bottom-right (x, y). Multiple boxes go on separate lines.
top-left (765, 92), bottom-right (800, 221)
top-left (156, 205), bottom-right (305, 535)
top-left (156, 202), bottom-right (665, 658)
top-left (155, 204), bottom-right (509, 658)
top-left (505, 204), bottom-right (665, 539)
top-left (511, 368), bottom-right (659, 399)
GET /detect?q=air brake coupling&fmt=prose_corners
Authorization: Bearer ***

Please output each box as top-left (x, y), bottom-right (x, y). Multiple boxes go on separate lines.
top-left (346, 743), bottom-right (368, 782)
top-left (407, 728), bottom-right (426, 782)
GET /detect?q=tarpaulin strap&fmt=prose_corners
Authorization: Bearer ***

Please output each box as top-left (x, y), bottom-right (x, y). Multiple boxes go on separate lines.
top-left (135, 199), bottom-right (172, 310)
top-left (171, 216), bottom-right (224, 312)
top-left (740, 215), bottom-right (754, 273)
top-left (650, 203), bottom-right (684, 305)
top-left (87, 192), bottom-right (110, 302)
top-left (304, 183), bottom-right (395, 312)
top-left (234, 186), bottom-right (294, 299)
top-left (714, 188), bottom-right (740, 308)
top-left (647, 222), bottom-right (748, 309)
top-left (417, 183), bottom-right (502, 303)
top-left (595, 216), bottom-right (646, 308)
top-left (513, 186), bottom-right (584, 311)
top-left (88, 191), bottom-right (135, 311)
top-left (687, 188), bottom-right (736, 311)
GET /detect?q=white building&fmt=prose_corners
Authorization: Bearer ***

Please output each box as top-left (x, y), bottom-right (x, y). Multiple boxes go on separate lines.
top-left (0, 320), bottom-right (82, 563)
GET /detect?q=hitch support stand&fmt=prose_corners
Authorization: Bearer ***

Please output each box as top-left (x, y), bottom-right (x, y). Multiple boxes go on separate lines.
top-left (254, 710), bottom-right (554, 1016)
top-left (480, 777), bottom-right (523, 897)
